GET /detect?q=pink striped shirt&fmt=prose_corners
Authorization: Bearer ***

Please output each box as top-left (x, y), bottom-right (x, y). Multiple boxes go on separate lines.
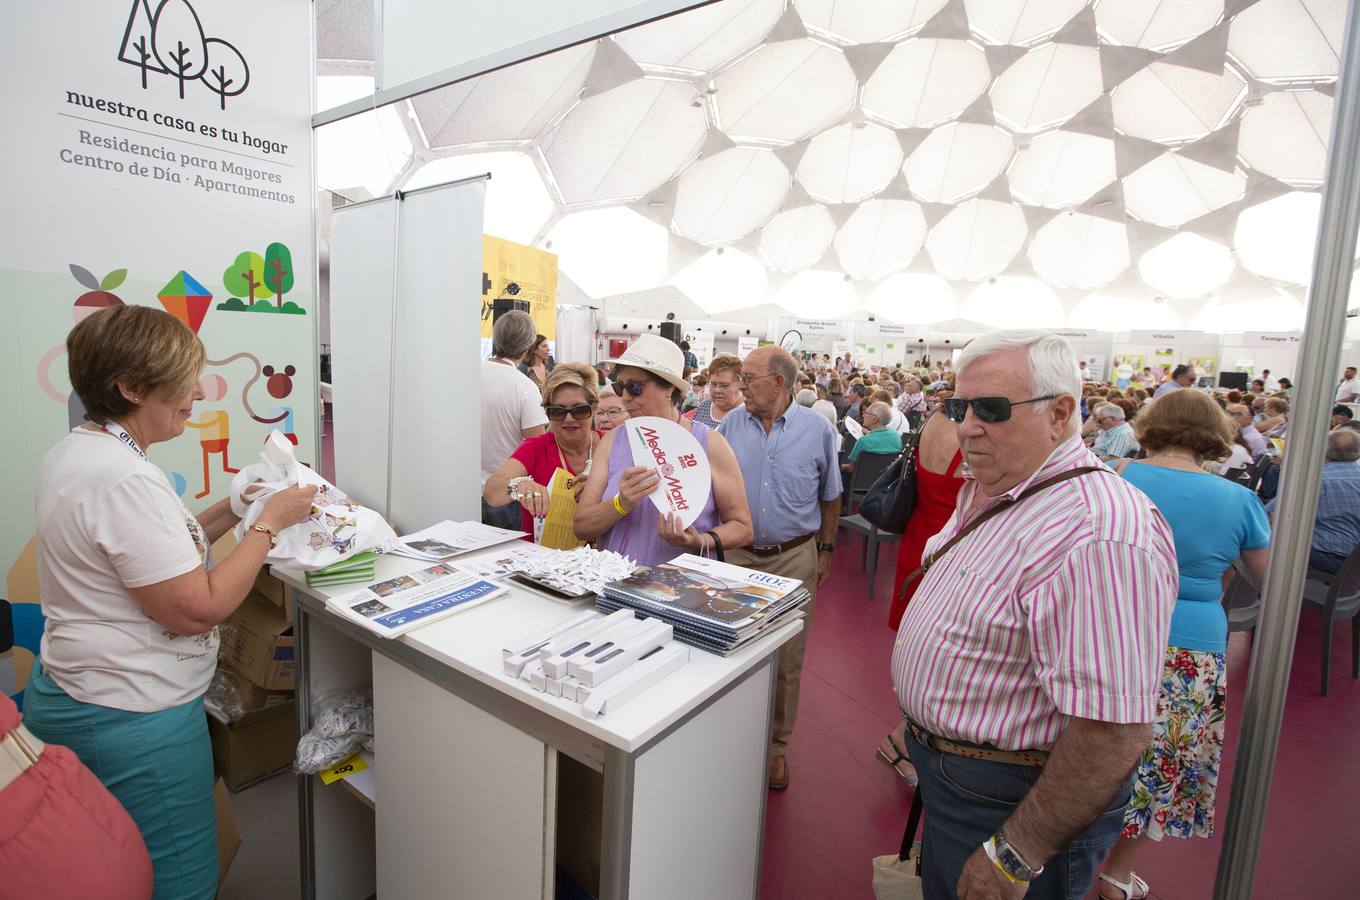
top-left (891, 435), bottom-right (1177, 751)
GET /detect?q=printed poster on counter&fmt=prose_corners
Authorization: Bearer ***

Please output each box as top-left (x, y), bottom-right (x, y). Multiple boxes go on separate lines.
top-left (623, 417), bottom-right (712, 530)
top-left (0, 0), bottom-right (314, 701)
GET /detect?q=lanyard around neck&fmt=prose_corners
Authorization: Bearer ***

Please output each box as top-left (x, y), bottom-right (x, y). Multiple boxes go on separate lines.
top-left (103, 421), bottom-right (147, 461)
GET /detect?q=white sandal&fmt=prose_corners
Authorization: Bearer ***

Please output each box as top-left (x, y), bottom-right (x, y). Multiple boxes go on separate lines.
top-left (1098, 872), bottom-right (1149, 900)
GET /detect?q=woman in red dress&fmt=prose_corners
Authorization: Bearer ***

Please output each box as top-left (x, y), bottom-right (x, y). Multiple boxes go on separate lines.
top-left (876, 411), bottom-right (965, 784)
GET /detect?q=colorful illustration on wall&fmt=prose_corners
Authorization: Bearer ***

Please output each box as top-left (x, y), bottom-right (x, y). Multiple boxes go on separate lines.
top-left (1189, 357), bottom-right (1219, 378)
top-left (217, 243), bottom-right (304, 314)
top-left (71, 264), bottom-right (127, 317)
top-left (263, 363), bottom-right (297, 444)
top-left (185, 372), bottom-right (239, 498)
top-left (157, 270), bottom-right (213, 333)
top-left (1112, 354), bottom-right (1144, 385)
top-left (117, 0), bottom-right (251, 110)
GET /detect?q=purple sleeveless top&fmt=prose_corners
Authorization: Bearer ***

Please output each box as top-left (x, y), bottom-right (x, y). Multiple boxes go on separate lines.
top-left (600, 420), bottom-right (721, 567)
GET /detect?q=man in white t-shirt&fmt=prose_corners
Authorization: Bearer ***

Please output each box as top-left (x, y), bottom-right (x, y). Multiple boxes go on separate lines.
top-left (1336, 366), bottom-right (1360, 403)
top-left (481, 310), bottom-right (548, 528)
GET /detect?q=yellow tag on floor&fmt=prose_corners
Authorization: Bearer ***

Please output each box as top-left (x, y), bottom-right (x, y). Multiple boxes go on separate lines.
top-left (319, 753), bottom-right (368, 785)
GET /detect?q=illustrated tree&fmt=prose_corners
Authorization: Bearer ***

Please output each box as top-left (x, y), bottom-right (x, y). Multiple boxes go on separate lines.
top-left (151, 0), bottom-right (208, 100)
top-left (263, 243), bottom-right (294, 309)
top-left (202, 38), bottom-right (249, 111)
top-left (222, 251), bottom-right (274, 308)
top-left (117, 0), bottom-right (166, 90)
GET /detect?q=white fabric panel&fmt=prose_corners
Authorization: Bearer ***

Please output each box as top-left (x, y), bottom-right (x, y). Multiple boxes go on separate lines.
top-left (555, 305), bottom-right (601, 365)
top-left (330, 199), bottom-right (400, 516)
top-left (388, 180), bottom-right (488, 530)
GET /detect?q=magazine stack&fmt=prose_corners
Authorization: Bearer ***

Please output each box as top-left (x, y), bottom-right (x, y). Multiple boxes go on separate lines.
top-left (597, 554), bottom-right (809, 656)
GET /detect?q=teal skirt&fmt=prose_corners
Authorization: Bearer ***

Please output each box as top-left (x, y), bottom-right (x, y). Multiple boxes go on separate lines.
top-left (22, 659), bottom-right (218, 900)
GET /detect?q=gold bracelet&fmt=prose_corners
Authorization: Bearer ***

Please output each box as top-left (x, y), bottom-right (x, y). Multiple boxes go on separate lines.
top-left (250, 522), bottom-right (279, 548)
top-left (612, 494), bottom-right (628, 516)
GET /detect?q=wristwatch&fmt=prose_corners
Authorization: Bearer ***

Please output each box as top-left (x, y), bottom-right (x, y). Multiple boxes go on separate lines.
top-left (985, 829), bottom-right (1043, 883)
top-left (816, 542), bottom-right (835, 554)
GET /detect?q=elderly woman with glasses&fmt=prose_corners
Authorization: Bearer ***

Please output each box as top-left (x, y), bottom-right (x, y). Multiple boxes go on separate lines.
top-left (483, 363), bottom-right (601, 545)
top-left (683, 354), bottom-right (743, 428)
top-left (574, 335), bottom-right (752, 567)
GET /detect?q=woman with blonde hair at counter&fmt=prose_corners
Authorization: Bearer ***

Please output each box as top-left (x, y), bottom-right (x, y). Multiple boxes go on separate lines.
top-left (22, 305), bottom-right (316, 899)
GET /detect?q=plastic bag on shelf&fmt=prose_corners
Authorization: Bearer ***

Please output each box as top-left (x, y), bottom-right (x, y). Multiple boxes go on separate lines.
top-left (204, 665), bottom-right (249, 724)
top-left (230, 430), bottom-right (394, 571)
top-left (294, 688), bottom-right (375, 774)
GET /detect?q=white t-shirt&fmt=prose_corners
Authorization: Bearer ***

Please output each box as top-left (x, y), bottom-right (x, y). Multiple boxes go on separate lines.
top-left (1337, 378), bottom-right (1360, 401)
top-left (36, 427), bottom-right (215, 712)
top-left (481, 359), bottom-right (549, 484)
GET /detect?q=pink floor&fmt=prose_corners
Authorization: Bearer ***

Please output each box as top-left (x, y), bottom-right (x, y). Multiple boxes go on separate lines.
top-left (759, 539), bottom-right (1359, 899)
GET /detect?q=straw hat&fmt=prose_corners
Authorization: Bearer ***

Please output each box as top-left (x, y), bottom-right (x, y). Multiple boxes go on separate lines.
top-left (604, 334), bottom-right (689, 393)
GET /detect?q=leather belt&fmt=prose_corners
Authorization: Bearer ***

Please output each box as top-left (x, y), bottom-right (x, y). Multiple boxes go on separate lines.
top-left (904, 717), bottom-right (1047, 768)
top-left (741, 533), bottom-right (814, 557)
top-left (0, 723), bottom-right (46, 792)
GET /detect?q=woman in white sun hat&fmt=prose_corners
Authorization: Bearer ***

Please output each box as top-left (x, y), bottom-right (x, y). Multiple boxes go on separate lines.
top-left (575, 334), bottom-right (753, 567)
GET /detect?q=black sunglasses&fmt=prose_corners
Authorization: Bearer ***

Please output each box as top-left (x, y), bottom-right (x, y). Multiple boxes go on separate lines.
top-left (544, 403), bottom-right (595, 421)
top-left (943, 395), bottom-right (1058, 424)
top-left (612, 378), bottom-right (663, 397)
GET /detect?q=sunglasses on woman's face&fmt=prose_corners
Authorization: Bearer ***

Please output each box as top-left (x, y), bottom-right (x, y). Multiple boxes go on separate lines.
top-left (544, 403), bottom-right (595, 421)
top-left (943, 395), bottom-right (1057, 424)
top-left (612, 379), bottom-right (650, 397)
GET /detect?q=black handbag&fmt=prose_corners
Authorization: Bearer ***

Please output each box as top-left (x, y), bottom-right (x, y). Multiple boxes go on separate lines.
top-left (858, 430), bottom-right (921, 534)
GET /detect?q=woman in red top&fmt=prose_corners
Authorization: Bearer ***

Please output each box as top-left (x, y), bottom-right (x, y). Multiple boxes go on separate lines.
top-left (877, 412), bottom-right (965, 785)
top-left (483, 363), bottom-right (601, 543)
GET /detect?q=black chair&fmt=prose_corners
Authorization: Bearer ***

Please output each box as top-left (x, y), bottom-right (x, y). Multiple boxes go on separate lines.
top-left (837, 452), bottom-right (903, 599)
top-left (1301, 544), bottom-right (1360, 696)
top-left (1220, 567), bottom-right (1262, 637)
top-left (1246, 455), bottom-right (1274, 492)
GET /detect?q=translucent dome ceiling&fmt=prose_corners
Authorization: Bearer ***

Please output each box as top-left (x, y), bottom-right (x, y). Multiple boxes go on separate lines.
top-left (316, 0), bottom-right (1344, 330)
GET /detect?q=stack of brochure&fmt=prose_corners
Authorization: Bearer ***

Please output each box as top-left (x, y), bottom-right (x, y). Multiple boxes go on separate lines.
top-left (597, 554), bottom-right (809, 656)
top-left (381, 520), bottom-right (524, 562)
top-left (325, 562), bottom-right (507, 639)
top-left (305, 551), bottom-right (379, 588)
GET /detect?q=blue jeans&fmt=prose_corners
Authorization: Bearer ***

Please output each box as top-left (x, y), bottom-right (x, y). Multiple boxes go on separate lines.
top-left (1310, 546), bottom-right (1347, 575)
top-left (906, 733), bottom-right (1130, 900)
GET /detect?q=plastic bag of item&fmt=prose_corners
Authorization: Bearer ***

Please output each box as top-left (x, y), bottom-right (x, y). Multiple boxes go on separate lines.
top-left (230, 430), bottom-right (395, 571)
top-left (294, 688), bottom-right (375, 774)
top-left (204, 664), bottom-right (249, 723)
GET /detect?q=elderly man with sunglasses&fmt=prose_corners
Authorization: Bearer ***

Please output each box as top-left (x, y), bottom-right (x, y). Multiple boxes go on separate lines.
top-left (892, 330), bottom-right (1177, 900)
top-left (718, 346), bottom-right (843, 791)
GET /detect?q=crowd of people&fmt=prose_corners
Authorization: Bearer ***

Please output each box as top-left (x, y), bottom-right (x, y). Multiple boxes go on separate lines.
top-left (13, 300), bottom-right (1352, 898)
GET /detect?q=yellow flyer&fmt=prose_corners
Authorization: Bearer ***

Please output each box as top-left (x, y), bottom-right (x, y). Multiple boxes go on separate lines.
top-left (538, 468), bottom-right (586, 551)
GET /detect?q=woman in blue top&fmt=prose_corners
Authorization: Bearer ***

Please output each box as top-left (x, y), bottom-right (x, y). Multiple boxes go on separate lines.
top-left (1097, 389), bottom-right (1270, 900)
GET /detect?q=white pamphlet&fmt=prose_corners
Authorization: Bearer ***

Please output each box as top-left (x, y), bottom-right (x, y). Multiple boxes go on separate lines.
top-left (326, 562), bottom-right (506, 638)
top-left (382, 520), bottom-right (525, 562)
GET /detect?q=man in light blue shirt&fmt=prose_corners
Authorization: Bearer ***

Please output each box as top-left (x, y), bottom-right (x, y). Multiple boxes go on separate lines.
top-left (843, 402), bottom-right (902, 473)
top-left (1153, 364), bottom-right (1197, 399)
top-left (1228, 403), bottom-right (1269, 459)
top-left (1267, 429), bottom-right (1360, 573)
top-left (1092, 404), bottom-right (1139, 460)
top-left (719, 346), bottom-right (842, 791)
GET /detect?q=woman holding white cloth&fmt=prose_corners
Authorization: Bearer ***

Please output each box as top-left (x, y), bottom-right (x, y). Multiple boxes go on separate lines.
top-left (23, 305), bottom-right (316, 899)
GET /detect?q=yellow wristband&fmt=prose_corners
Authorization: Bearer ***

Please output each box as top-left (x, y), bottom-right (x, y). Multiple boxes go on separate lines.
top-left (983, 837), bottom-right (1024, 884)
top-left (612, 494), bottom-right (628, 516)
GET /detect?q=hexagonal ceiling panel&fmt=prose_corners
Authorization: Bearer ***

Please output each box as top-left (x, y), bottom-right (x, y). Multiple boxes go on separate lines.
top-left (835, 199), bottom-right (928, 281)
top-left (760, 205), bottom-right (837, 271)
top-left (927, 199), bottom-right (1028, 281)
top-left (411, 43), bottom-right (594, 147)
top-left (1028, 213), bottom-right (1130, 289)
top-left (540, 78), bottom-right (707, 205)
top-left (1008, 131), bottom-right (1116, 208)
top-left (673, 147), bottom-right (790, 245)
top-left (1238, 90), bottom-right (1331, 186)
top-left (991, 43), bottom-right (1104, 133)
top-left (795, 0), bottom-right (947, 45)
top-left (1111, 61), bottom-right (1247, 145)
top-left (612, 0), bottom-right (783, 73)
top-left (713, 39), bottom-right (857, 143)
top-left (862, 38), bottom-right (991, 129)
top-left (797, 122), bottom-right (903, 204)
top-left (318, 0), bottom-right (1346, 331)
top-left (1228, 0), bottom-right (1344, 84)
top-left (967, 0), bottom-right (1088, 46)
top-left (1094, 0), bottom-right (1224, 52)
top-left (905, 122), bottom-right (1014, 204)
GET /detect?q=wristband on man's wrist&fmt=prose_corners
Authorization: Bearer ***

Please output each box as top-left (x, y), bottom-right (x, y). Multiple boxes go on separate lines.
top-left (984, 829), bottom-right (1043, 883)
top-left (816, 541), bottom-right (835, 554)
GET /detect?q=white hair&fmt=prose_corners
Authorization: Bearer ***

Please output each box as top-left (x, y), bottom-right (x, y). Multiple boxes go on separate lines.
top-left (956, 329), bottom-right (1081, 429)
top-left (1101, 404), bottom-right (1126, 422)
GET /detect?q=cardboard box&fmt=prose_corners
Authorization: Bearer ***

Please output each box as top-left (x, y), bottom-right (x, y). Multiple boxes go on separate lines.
top-left (208, 697), bottom-right (298, 792)
top-left (220, 590), bottom-right (294, 691)
top-left (215, 778), bottom-right (242, 883)
top-left (254, 568), bottom-right (293, 623)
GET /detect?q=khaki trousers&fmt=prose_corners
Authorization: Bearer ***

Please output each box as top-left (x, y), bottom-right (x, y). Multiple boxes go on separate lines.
top-left (725, 539), bottom-right (818, 758)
